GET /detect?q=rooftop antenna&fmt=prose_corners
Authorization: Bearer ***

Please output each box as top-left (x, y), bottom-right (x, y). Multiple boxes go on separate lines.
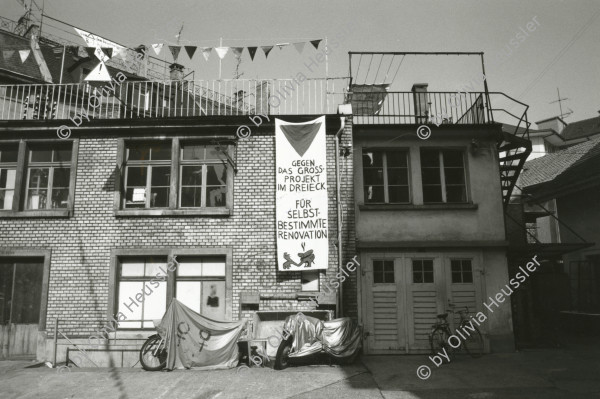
top-left (549, 87), bottom-right (573, 119)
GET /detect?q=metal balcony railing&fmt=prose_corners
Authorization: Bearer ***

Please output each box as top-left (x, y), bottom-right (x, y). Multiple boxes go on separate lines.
top-left (0, 78), bottom-right (349, 121)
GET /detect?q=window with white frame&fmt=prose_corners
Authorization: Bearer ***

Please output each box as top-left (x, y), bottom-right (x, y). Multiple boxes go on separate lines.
top-left (362, 149), bottom-right (410, 204)
top-left (180, 145), bottom-right (227, 208)
top-left (25, 146), bottom-right (72, 210)
top-left (123, 142), bottom-right (172, 208)
top-left (0, 145), bottom-right (18, 210)
top-left (420, 149), bottom-right (467, 203)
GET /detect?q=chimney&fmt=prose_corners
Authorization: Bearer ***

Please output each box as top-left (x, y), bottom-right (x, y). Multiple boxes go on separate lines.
top-left (169, 63), bottom-right (184, 81)
top-left (412, 83), bottom-right (428, 124)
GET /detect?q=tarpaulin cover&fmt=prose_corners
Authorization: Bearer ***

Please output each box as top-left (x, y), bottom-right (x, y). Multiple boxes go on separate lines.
top-left (284, 313), bottom-right (361, 359)
top-left (156, 299), bottom-right (245, 370)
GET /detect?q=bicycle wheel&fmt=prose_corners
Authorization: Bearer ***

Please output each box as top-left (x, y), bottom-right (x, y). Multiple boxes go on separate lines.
top-left (461, 324), bottom-right (484, 358)
top-left (429, 326), bottom-right (453, 362)
top-left (140, 334), bottom-right (167, 371)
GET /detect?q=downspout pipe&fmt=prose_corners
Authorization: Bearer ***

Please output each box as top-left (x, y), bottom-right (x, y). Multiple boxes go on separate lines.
top-left (335, 116), bottom-right (346, 317)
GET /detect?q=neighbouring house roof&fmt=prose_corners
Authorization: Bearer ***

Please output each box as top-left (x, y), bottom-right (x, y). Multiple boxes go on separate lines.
top-left (560, 115), bottom-right (600, 141)
top-left (0, 30), bottom-right (45, 82)
top-left (521, 135), bottom-right (600, 189)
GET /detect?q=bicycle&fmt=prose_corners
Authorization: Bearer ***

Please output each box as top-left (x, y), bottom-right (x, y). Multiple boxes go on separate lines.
top-left (429, 303), bottom-right (484, 361)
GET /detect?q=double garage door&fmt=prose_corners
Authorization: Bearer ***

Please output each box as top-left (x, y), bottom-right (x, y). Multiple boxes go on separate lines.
top-left (362, 252), bottom-right (484, 354)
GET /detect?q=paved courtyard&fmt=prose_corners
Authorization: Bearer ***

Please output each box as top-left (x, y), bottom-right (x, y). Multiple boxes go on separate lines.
top-left (1, 338), bottom-right (599, 399)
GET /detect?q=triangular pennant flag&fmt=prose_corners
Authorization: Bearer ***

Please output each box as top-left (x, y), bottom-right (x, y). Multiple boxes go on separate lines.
top-left (280, 122), bottom-right (322, 157)
top-left (231, 47), bottom-right (243, 59)
top-left (184, 46), bottom-right (197, 59)
top-left (2, 50), bottom-right (15, 61)
top-left (85, 47), bottom-right (98, 60)
top-left (115, 47), bottom-right (129, 61)
top-left (247, 47), bottom-right (257, 61)
top-left (19, 49), bottom-right (30, 63)
top-left (169, 46), bottom-right (181, 61)
top-left (151, 43), bottom-right (163, 56)
top-left (101, 47), bottom-right (113, 59)
top-left (276, 43), bottom-right (289, 50)
top-left (84, 61), bottom-right (112, 81)
top-left (201, 47), bottom-right (212, 61)
top-left (261, 46), bottom-right (273, 58)
top-left (293, 42), bottom-right (306, 54)
top-left (310, 39), bottom-right (322, 49)
top-left (215, 47), bottom-right (229, 59)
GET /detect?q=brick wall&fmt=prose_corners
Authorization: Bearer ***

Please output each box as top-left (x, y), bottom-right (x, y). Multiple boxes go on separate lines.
top-left (0, 117), bottom-right (356, 337)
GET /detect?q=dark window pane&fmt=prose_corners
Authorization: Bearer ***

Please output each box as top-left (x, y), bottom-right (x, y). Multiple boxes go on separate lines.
top-left (388, 186), bottom-right (409, 203)
top-left (463, 271), bottom-right (473, 283)
top-left (53, 168), bottom-right (70, 187)
top-left (150, 187), bottom-right (169, 207)
top-left (422, 168), bottom-right (441, 184)
top-left (54, 149), bottom-right (72, 163)
top-left (182, 165), bottom-right (203, 186)
top-left (151, 167), bottom-right (170, 187)
top-left (363, 151), bottom-right (383, 167)
top-left (452, 272), bottom-right (462, 283)
top-left (423, 185), bottom-right (442, 203)
top-left (9, 261), bottom-right (43, 323)
top-left (387, 152), bottom-right (407, 167)
top-left (0, 169), bottom-right (16, 189)
top-left (30, 149), bottom-right (52, 163)
top-left (444, 168), bottom-right (465, 185)
top-left (151, 144), bottom-right (171, 160)
top-left (28, 168), bottom-right (49, 189)
top-left (181, 187), bottom-right (202, 207)
top-left (51, 188), bottom-right (69, 208)
top-left (206, 165), bottom-right (227, 185)
top-left (424, 272), bottom-right (434, 283)
top-left (420, 150), bottom-right (439, 167)
top-left (206, 186), bottom-right (226, 207)
top-left (387, 168), bottom-right (408, 185)
top-left (364, 186), bottom-right (384, 203)
top-left (446, 186), bottom-right (467, 203)
top-left (26, 189), bottom-right (47, 209)
top-left (0, 146), bottom-right (18, 163)
top-left (128, 145), bottom-right (150, 161)
top-left (451, 260), bottom-right (461, 273)
top-left (126, 167), bottom-right (147, 187)
top-left (363, 168), bottom-right (384, 185)
top-left (443, 151), bottom-right (464, 167)
top-left (423, 260), bottom-right (433, 271)
top-left (182, 145), bottom-right (204, 160)
top-left (413, 271), bottom-right (423, 283)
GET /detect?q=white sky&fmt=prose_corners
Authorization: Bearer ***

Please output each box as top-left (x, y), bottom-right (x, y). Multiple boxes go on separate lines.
top-left (4, 0), bottom-right (600, 125)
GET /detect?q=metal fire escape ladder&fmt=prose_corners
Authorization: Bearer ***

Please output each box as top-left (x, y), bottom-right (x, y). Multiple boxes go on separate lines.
top-left (488, 92), bottom-right (533, 207)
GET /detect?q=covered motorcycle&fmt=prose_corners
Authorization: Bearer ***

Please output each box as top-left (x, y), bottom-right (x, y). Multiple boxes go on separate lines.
top-left (274, 313), bottom-right (362, 369)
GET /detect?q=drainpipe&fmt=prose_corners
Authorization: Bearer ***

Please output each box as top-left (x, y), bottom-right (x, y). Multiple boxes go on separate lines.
top-left (335, 115), bottom-right (346, 317)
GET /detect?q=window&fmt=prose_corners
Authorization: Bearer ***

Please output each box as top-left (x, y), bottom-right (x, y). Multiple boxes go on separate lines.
top-left (175, 257), bottom-right (226, 320)
top-left (451, 259), bottom-right (473, 283)
top-left (363, 150), bottom-right (410, 204)
top-left (180, 145), bottom-right (227, 208)
top-left (25, 146), bottom-right (72, 210)
top-left (117, 140), bottom-right (232, 215)
top-left (124, 143), bottom-right (171, 208)
top-left (373, 260), bottom-right (395, 283)
top-left (421, 149), bottom-right (467, 203)
top-left (413, 259), bottom-right (434, 283)
top-left (0, 145), bottom-right (18, 210)
top-left (117, 257), bottom-right (168, 328)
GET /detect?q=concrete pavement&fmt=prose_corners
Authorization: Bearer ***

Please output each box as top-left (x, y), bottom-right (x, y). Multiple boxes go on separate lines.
top-left (1, 341), bottom-right (599, 399)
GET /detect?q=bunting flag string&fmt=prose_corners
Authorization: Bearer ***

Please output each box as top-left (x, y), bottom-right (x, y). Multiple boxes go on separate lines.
top-left (2, 50), bottom-right (15, 61)
top-left (100, 47), bottom-right (113, 59)
top-left (169, 46), bottom-right (181, 61)
top-left (184, 46), bottom-right (197, 59)
top-left (293, 42), bottom-right (306, 54)
top-left (19, 50), bottom-right (30, 63)
top-left (261, 45), bottom-right (273, 59)
top-left (276, 43), bottom-right (289, 50)
top-left (201, 47), bottom-right (212, 61)
top-left (215, 47), bottom-right (229, 59)
top-left (152, 43), bottom-right (164, 56)
top-left (247, 47), bottom-right (257, 61)
top-left (84, 47), bottom-right (98, 60)
top-left (310, 39), bottom-right (322, 49)
top-left (231, 47), bottom-right (244, 59)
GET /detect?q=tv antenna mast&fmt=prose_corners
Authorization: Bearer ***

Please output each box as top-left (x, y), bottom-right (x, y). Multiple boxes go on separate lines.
top-left (549, 87), bottom-right (573, 119)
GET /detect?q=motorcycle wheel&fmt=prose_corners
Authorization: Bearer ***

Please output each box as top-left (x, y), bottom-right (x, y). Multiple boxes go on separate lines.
top-left (140, 334), bottom-right (167, 371)
top-left (274, 337), bottom-right (293, 370)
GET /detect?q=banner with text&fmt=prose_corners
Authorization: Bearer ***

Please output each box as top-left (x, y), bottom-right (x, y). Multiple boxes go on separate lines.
top-left (276, 117), bottom-right (328, 271)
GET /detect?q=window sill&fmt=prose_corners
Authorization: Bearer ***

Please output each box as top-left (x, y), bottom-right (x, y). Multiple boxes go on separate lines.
top-left (359, 203), bottom-right (478, 211)
top-left (0, 209), bottom-right (71, 218)
top-left (116, 208), bottom-right (232, 217)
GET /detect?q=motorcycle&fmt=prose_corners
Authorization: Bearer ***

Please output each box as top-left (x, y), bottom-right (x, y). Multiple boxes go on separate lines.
top-left (274, 313), bottom-right (362, 370)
